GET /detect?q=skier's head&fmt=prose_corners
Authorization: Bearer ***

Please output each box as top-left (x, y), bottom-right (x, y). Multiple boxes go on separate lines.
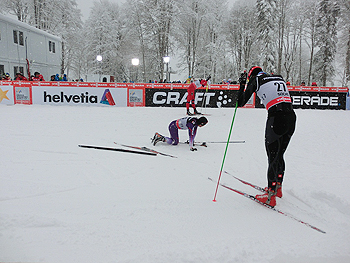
top-left (197, 116), bottom-right (208, 127)
top-left (247, 66), bottom-right (263, 81)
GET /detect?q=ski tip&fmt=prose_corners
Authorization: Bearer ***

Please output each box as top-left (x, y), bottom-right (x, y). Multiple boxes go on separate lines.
top-left (212, 199), bottom-right (217, 202)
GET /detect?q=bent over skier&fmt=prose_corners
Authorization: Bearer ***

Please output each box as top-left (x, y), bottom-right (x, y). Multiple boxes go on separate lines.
top-left (152, 116), bottom-right (208, 151)
top-left (237, 66), bottom-right (296, 207)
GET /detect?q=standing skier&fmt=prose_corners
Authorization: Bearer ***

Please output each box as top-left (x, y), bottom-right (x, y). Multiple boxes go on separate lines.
top-left (237, 66), bottom-right (296, 207)
top-left (151, 116), bottom-right (208, 151)
top-left (186, 79), bottom-right (207, 115)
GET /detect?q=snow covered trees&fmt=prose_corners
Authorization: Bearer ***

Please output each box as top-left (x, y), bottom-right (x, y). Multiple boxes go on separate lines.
top-left (313, 0), bottom-right (340, 86)
top-left (3, 0), bottom-right (349, 86)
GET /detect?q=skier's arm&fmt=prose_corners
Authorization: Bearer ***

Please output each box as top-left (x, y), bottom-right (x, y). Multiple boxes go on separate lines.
top-left (187, 123), bottom-right (198, 150)
top-left (237, 75), bottom-right (257, 107)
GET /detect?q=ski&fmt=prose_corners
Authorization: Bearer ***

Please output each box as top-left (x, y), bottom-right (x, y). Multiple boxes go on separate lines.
top-left (114, 142), bottom-right (177, 158)
top-left (224, 171), bottom-right (265, 193)
top-left (208, 177), bottom-right (326, 234)
top-left (78, 144), bottom-right (157, 156)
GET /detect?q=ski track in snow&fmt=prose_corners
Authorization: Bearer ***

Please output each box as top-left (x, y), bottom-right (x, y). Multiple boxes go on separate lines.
top-left (0, 105), bottom-right (350, 263)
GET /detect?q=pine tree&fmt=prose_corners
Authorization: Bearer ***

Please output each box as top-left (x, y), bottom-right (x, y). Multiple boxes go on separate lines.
top-left (313, 0), bottom-right (340, 86)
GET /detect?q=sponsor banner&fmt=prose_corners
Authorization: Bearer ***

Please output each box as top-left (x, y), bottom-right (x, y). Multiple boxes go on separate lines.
top-left (14, 85), bottom-right (32, 104)
top-left (128, 88), bottom-right (145, 107)
top-left (254, 90), bottom-right (347, 110)
top-left (32, 87), bottom-right (127, 106)
top-left (290, 91), bottom-right (347, 110)
top-left (0, 84), bottom-right (14, 105)
top-left (145, 88), bottom-right (244, 108)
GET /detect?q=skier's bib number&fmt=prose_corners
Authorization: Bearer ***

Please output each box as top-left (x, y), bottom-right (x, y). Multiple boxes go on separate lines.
top-left (257, 80), bottom-right (291, 110)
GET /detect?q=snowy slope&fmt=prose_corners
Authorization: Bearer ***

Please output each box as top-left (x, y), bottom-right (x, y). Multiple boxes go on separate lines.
top-left (1, 105), bottom-right (350, 263)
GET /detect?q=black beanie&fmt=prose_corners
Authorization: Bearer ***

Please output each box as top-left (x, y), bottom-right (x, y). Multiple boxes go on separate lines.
top-left (197, 116), bottom-right (208, 126)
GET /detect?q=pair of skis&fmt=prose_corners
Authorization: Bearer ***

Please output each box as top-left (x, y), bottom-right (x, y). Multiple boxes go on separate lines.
top-left (80, 140), bottom-right (245, 157)
top-left (210, 171), bottom-right (326, 234)
top-left (114, 142), bottom-right (177, 158)
top-left (79, 143), bottom-right (177, 158)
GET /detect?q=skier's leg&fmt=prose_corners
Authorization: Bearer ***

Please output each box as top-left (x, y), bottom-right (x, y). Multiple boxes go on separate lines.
top-left (166, 121), bottom-right (179, 145)
top-left (276, 111), bottom-right (296, 184)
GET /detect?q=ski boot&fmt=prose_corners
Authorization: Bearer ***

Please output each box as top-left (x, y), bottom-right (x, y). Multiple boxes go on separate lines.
top-left (276, 182), bottom-right (282, 198)
top-left (151, 132), bottom-right (165, 146)
top-left (264, 183), bottom-right (282, 198)
top-left (194, 108), bottom-right (201, 115)
top-left (256, 187), bottom-right (276, 207)
top-left (187, 109), bottom-right (193, 116)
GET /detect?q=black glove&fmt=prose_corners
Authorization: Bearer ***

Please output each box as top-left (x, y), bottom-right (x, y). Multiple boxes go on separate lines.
top-left (239, 71), bottom-right (247, 85)
top-left (190, 147), bottom-right (197, 151)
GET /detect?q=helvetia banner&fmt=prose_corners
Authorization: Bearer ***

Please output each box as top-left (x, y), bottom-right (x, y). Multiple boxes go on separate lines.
top-left (32, 87), bottom-right (127, 106)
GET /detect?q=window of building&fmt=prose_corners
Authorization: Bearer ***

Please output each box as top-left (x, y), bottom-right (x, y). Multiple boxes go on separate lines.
top-left (0, 65), bottom-right (4, 77)
top-left (13, 30), bottom-right (24, 46)
top-left (49, 41), bottom-right (56, 53)
top-left (19, 31), bottom-right (24, 46)
top-left (14, 66), bottom-right (24, 76)
top-left (13, 30), bottom-right (18, 44)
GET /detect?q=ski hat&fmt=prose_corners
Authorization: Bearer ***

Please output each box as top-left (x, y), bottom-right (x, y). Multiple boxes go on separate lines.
top-left (197, 116), bottom-right (208, 127)
top-left (200, 79), bottom-right (207, 87)
top-left (247, 66), bottom-right (263, 80)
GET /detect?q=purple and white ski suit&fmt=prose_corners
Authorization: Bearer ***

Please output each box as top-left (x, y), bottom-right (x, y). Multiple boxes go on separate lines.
top-left (165, 117), bottom-right (199, 148)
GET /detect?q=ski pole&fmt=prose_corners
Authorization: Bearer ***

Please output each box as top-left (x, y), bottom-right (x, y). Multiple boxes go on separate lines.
top-left (213, 101), bottom-right (239, 202)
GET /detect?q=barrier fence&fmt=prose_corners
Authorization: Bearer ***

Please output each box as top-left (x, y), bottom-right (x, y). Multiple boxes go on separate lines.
top-left (0, 81), bottom-right (348, 110)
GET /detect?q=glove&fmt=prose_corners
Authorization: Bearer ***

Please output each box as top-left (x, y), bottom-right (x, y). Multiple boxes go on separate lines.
top-left (190, 147), bottom-right (197, 151)
top-left (239, 71), bottom-right (247, 85)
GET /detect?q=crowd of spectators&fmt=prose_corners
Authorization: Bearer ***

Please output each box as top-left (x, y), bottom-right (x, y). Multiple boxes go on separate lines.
top-left (0, 72), bottom-right (75, 82)
top-left (1, 72), bottom-right (320, 87)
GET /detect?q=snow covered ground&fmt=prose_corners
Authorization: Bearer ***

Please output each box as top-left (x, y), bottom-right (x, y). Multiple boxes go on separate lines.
top-left (1, 105), bottom-right (350, 263)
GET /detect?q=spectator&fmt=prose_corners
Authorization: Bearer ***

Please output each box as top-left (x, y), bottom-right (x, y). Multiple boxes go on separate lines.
top-left (14, 72), bottom-right (28, 81)
top-left (300, 81), bottom-right (306, 86)
top-left (32, 72), bottom-right (45, 81)
top-left (185, 76), bottom-right (192, 84)
top-left (55, 74), bottom-right (60, 81)
top-left (62, 74), bottom-right (68, 81)
top-left (2, 73), bottom-right (12, 81)
top-left (286, 81), bottom-right (291, 85)
top-left (50, 75), bottom-right (56, 81)
top-left (311, 82), bottom-right (317, 86)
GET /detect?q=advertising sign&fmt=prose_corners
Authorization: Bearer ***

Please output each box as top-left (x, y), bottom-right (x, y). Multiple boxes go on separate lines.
top-left (32, 87), bottom-right (127, 106)
top-left (14, 86), bottom-right (32, 104)
top-left (0, 84), bottom-right (14, 105)
top-left (145, 88), bottom-right (240, 108)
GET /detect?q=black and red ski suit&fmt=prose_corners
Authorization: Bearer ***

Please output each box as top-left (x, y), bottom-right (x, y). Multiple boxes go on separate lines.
top-left (237, 73), bottom-right (296, 191)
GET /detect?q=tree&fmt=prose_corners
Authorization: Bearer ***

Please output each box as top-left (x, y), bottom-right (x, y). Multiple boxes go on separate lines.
top-left (256, 0), bottom-right (277, 73)
top-left (175, 0), bottom-right (207, 78)
top-left (3, 0), bottom-right (29, 21)
top-left (313, 0), bottom-right (340, 86)
top-left (337, 0), bottom-right (350, 87)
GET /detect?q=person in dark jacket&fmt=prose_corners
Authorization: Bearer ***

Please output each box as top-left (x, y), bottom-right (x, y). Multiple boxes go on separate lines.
top-left (237, 66), bottom-right (296, 207)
